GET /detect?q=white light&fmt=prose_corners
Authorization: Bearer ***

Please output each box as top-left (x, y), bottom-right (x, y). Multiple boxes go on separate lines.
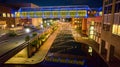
top-left (50, 20), bottom-right (52, 22)
top-left (41, 25), bottom-right (43, 28)
top-left (44, 21), bottom-right (46, 23)
top-left (90, 26), bottom-right (94, 30)
top-left (11, 25), bottom-right (14, 27)
top-left (47, 23), bottom-right (50, 26)
top-left (25, 28), bottom-right (30, 33)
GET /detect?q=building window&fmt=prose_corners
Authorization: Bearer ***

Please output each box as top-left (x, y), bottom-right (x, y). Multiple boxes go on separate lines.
top-left (118, 25), bottom-right (120, 35)
top-left (104, 7), bottom-right (107, 14)
top-left (112, 24), bottom-right (118, 34)
top-left (11, 14), bottom-right (14, 17)
top-left (103, 24), bottom-right (110, 31)
top-left (115, 3), bottom-right (119, 13)
top-left (105, 0), bottom-right (108, 5)
top-left (15, 12), bottom-right (20, 17)
top-left (109, 0), bottom-right (113, 4)
top-left (91, 21), bottom-right (94, 25)
top-left (2, 13), bottom-right (6, 17)
top-left (112, 24), bottom-right (120, 35)
top-left (112, 13), bottom-right (120, 35)
top-left (99, 11), bottom-right (102, 16)
top-left (7, 13), bottom-right (10, 17)
top-left (108, 5), bottom-right (112, 13)
top-left (0, 13), bottom-right (2, 17)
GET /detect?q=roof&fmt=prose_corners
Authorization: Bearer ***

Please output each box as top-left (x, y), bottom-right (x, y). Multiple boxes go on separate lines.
top-left (18, 5), bottom-right (91, 12)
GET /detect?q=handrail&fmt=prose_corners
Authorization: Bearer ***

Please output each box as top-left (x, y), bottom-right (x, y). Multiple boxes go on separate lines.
top-left (0, 41), bottom-right (29, 64)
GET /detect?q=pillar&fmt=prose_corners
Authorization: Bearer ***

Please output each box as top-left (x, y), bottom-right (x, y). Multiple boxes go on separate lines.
top-left (99, 40), bottom-right (105, 54)
top-left (82, 18), bottom-right (87, 34)
top-left (106, 45), bottom-right (114, 62)
top-left (27, 43), bottom-right (32, 58)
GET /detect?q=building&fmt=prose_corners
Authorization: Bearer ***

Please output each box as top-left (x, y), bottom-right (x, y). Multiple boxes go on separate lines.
top-left (100, 0), bottom-right (120, 62)
top-left (87, 8), bottom-right (102, 44)
top-left (0, 4), bottom-right (15, 29)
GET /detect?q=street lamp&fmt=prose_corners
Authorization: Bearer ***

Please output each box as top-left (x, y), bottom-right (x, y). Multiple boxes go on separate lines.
top-left (11, 24), bottom-right (14, 28)
top-left (25, 28), bottom-right (31, 33)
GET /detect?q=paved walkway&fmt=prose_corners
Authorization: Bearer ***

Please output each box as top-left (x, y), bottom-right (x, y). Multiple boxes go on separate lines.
top-left (5, 27), bottom-right (60, 64)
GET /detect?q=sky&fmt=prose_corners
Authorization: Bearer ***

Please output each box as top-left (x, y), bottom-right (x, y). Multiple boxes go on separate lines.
top-left (0, 0), bottom-right (103, 8)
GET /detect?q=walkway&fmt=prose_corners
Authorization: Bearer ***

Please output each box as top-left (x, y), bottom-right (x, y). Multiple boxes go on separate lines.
top-left (5, 27), bottom-right (60, 64)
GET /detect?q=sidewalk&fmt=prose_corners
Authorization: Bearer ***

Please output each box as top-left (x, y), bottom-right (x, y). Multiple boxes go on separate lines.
top-left (5, 28), bottom-right (59, 64)
top-left (71, 28), bottom-right (120, 67)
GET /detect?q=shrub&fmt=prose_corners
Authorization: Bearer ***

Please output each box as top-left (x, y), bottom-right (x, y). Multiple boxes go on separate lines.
top-left (25, 35), bottom-right (30, 41)
top-left (32, 32), bottom-right (37, 37)
top-left (8, 31), bottom-right (17, 37)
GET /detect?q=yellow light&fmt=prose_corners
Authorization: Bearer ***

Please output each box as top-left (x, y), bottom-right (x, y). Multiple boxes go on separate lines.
top-left (90, 26), bottom-right (94, 30)
top-left (7, 13), bottom-right (10, 17)
top-left (90, 35), bottom-right (94, 39)
top-left (11, 25), bottom-right (14, 27)
top-left (99, 12), bottom-right (102, 16)
top-left (3, 13), bottom-right (6, 17)
top-left (11, 14), bottom-right (14, 17)
top-left (88, 11), bottom-right (90, 14)
top-left (91, 21), bottom-right (94, 25)
top-left (90, 31), bottom-right (94, 34)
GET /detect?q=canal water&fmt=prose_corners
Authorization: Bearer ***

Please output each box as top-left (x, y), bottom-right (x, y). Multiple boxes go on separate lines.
top-left (1, 30), bottom-right (108, 67)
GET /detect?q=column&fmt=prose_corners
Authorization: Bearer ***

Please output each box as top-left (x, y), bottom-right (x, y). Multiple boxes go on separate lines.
top-left (99, 40), bottom-right (105, 54)
top-left (27, 43), bottom-right (32, 58)
top-left (82, 18), bottom-right (87, 34)
top-left (106, 45), bottom-right (114, 62)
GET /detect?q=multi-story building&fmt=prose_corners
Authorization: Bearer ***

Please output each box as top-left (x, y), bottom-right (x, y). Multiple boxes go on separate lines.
top-left (87, 8), bottom-right (102, 45)
top-left (99, 0), bottom-right (120, 62)
top-left (0, 4), bottom-right (15, 29)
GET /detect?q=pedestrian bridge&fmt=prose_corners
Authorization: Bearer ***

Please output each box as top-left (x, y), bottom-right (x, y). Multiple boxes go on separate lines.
top-left (17, 5), bottom-right (91, 18)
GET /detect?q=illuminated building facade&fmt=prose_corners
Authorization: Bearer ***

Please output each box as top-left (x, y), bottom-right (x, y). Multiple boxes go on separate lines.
top-left (0, 4), bottom-right (15, 29)
top-left (87, 8), bottom-right (102, 44)
top-left (100, 0), bottom-right (120, 62)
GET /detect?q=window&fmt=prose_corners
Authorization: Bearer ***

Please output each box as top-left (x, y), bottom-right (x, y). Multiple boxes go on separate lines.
top-left (118, 25), bottom-right (120, 35)
top-left (108, 14), bottom-right (112, 23)
top-left (3, 13), bottom-right (6, 17)
top-left (104, 14), bottom-right (108, 24)
top-left (112, 24), bottom-right (118, 34)
top-left (115, 3), bottom-right (119, 13)
top-left (109, 0), bottom-right (113, 4)
top-left (15, 12), bottom-right (20, 17)
top-left (114, 13), bottom-right (119, 24)
top-left (90, 35), bottom-right (94, 39)
top-left (99, 11), bottom-right (102, 16)
top-left (103, 24), bottom-right (110, 31)
top-left (108, 5), bottom-right (112, 13)
top-left (53, 11), bottom-right (59, 17)
top-left (90, 31), bottom-right (94, 34)
top-left (11, 14), bottom-right (14, 17)
top-left (90, 26), bottom-right (94, 30)
top-left (105, 0), bottom-right (108, 5)
top-left (29, 12), bottom-right (34, 17)
top-left (7, 13), bottom-right (10, 17)
top-left (91, 21), bottom-right (94, 25)
top-left (112, 12), bottom-right (120, 35)
top-left (0, 13), bottom-right (2, 17)
top-left (104, 7), bottom-right (108, 14)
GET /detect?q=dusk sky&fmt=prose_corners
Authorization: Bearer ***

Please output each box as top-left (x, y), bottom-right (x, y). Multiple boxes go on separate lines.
top-left (0, 0), bottom-right (102, 8)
